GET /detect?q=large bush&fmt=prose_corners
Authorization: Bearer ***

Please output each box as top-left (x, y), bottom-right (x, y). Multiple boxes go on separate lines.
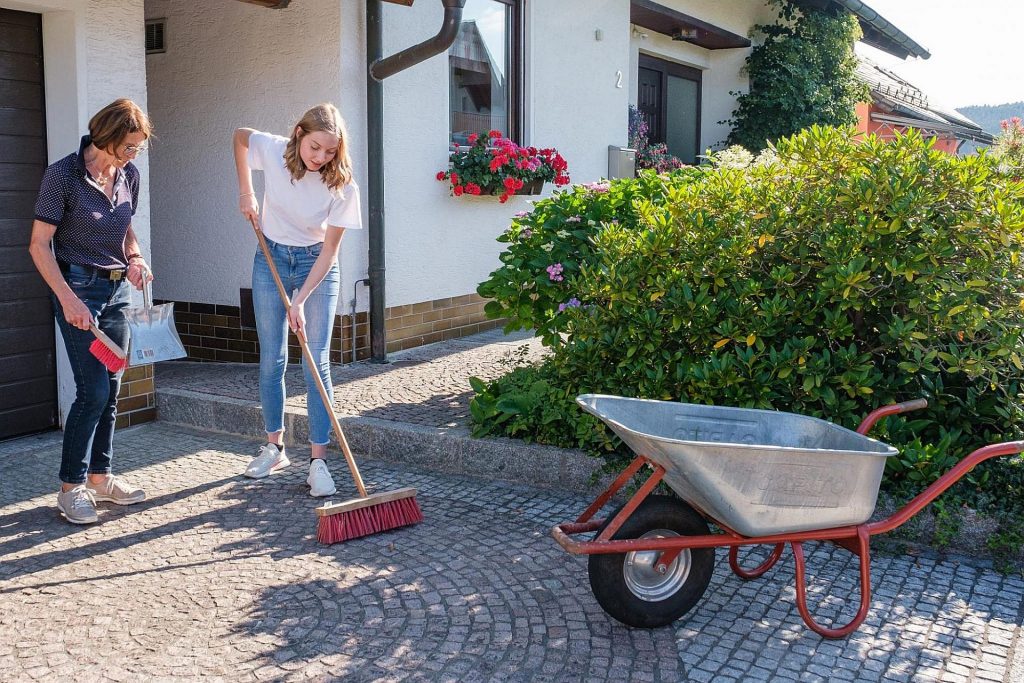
top-left (474, 126), bottom-right (1024, 499)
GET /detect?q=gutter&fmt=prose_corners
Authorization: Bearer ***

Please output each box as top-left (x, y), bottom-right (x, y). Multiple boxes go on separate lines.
top-left (366, 0), bottom-right (466, 362)
top-left (830, 0), bottom-right (930, 60)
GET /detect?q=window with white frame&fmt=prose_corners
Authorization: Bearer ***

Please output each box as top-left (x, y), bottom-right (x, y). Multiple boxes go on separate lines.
top-left (448, 0), bottom-right (522, 145)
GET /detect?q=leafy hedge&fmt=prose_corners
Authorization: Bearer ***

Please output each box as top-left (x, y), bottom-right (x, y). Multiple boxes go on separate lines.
top-left (474, 126), bottom-right (1024, 502)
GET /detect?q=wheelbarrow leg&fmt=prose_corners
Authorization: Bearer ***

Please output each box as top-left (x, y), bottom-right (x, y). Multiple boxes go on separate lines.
top-left (729, 543), bottom-right (786, 580)
top-left (791, 527), bottom-right (872, 638)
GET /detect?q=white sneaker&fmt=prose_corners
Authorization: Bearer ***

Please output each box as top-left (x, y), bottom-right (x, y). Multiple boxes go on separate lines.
top-left (56, 485), bottom-right (98, 524)
top-left (307, 459), bottom-right (337, 497)
top-left (244, 444), bottom-right (290, 479)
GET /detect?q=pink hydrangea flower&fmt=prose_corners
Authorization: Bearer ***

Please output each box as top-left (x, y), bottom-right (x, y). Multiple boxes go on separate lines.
top-left (546, 263), bottom-right (564, 282)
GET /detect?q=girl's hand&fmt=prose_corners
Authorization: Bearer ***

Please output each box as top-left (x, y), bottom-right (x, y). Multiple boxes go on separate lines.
top-left (239, 192), bottom-right (259, 222)
top-left (287, 301), bottom-right (306, 334)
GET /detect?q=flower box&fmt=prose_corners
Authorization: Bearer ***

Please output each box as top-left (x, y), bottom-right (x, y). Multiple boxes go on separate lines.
top-left (437, 130), bottom-right (570, 203)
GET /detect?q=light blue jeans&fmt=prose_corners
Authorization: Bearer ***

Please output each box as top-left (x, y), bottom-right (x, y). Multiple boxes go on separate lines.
top-left (253, 238), bottom-right (339, 445)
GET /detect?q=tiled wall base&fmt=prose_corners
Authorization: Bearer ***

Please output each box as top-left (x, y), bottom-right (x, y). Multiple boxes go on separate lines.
top-left (160, 292), bottom-right (502, 364)
top-left (115, 363), bottom-right (155, 428)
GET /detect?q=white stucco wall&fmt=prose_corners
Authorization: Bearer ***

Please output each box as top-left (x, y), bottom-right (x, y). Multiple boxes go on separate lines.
top-left (144, 0), bottom-right (358, 308)
top-left (629, 0), bottom-right (778, 153)
top-left (382, 0), bottom-right (630, 308)
top-left (1, 0), bottom-right (149, 423)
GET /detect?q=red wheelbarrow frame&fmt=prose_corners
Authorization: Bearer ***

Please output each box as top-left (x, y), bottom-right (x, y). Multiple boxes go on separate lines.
top-left (552, 399), bottom-right (1024, 638)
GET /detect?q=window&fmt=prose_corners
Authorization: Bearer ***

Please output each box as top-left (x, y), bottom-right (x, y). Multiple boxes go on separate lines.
top-left (145, 19), bottom-right (166, 54)
top-left (448, 0), bottom-right (522, 146)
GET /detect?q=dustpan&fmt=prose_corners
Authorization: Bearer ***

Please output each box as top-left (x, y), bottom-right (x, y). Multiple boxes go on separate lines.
top-left (125, 276), bottom-right (187, 366)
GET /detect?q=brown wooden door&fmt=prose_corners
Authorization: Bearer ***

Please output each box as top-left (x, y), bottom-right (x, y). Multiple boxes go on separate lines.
top-left (0, 8), bottom-right (57, 440)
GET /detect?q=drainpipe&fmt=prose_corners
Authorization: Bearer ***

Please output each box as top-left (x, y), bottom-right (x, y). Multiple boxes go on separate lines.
top-left (366, 0), bottom-right (465, 362)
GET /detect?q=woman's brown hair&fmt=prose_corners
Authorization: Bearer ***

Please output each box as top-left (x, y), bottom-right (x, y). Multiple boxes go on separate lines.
top-left (88, 99), bottom-right (153, 153)
top-left (283, 103), bottom-right (353, 192)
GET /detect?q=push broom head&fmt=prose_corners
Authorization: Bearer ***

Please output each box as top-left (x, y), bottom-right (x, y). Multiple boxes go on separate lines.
top-left (316, 487), bottom-right (422, 544)
top-left (89, 331), bottom-right (128, 373)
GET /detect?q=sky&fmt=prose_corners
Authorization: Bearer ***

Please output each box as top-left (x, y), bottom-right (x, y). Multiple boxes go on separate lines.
top-left (856, 0), bottom-right (1024, 109)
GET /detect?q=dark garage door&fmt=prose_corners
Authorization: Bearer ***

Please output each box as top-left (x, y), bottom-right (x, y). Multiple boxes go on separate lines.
top-left (0, 8), bottom-right (57, 440)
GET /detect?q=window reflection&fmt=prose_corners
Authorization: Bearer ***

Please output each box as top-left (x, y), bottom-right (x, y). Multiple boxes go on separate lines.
top-left (449, 0), bottom-right (510, 146)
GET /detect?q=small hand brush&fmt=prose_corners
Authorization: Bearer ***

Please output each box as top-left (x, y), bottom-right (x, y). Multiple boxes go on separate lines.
top-left (89, 323), bottom-right (128, 373)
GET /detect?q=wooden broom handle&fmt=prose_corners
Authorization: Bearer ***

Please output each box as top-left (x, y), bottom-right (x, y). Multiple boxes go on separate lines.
top-left (249, 216), bottom-right (368, 498)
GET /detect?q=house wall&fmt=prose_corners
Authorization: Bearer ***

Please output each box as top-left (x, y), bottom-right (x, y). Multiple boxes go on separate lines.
top-left (382, 0), bottom-right (629, 310)
top-left (1, 0), bottom-right (152, 425)
top-left (144, 0), bottom-right (358, 309)
top-left (143, 0), bottom-right (776, 360)
top-left (855, 102), bottom-right (960, 154)
top-left (629, 0), bottom-right (777, 154)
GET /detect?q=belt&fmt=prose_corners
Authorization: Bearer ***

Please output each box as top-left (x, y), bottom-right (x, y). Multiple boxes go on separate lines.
top-left (59, 262), bottom-right (127, 282)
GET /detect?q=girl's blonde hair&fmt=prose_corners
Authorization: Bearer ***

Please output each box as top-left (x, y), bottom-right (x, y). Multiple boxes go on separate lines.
top-left (283, 103), bottom-right (353, 192)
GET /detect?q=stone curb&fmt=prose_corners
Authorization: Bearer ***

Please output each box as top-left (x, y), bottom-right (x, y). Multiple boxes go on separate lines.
top-left (156, 387), bottom-right (611, 494)
top-left (156, 387), bottom-right (1024, 570)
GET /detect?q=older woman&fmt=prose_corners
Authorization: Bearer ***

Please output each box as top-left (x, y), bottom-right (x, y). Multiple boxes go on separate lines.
top-left (28, 98), bottom-right (154, 524)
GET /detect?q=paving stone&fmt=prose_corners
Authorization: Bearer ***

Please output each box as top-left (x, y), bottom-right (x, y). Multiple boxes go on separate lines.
top-left (2, 330), bottom-right (1024, 681)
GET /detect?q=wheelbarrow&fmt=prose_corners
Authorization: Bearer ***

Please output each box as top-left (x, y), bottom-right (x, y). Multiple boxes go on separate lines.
top-left (551, 394), bottom-right (1024, 638)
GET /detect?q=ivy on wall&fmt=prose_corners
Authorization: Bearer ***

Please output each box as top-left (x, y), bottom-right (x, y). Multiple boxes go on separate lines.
top-left (727, 0), bottom-right (870, 152)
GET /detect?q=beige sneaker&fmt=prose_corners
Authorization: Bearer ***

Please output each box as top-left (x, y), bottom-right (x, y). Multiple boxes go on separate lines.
top-left (56, 485), bottom-right (98, 524)
top-left (86, 476), bottom-right (146, 505)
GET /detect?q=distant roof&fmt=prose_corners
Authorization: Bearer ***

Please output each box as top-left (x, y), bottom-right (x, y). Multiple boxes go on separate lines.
top-left (795, 0), bottom-right (930, 60)
top-left (857, 57), bottom-right (994, 144)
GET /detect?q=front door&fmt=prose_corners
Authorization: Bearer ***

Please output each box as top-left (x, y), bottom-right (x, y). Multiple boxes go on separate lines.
top-left (0, 8), bottom-right (57, 440)
top-left (637, 55), bottom-right (702, 165)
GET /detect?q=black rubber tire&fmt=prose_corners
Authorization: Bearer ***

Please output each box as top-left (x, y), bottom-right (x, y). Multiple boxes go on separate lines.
top-left (588, 495), bottom-right (714, 628)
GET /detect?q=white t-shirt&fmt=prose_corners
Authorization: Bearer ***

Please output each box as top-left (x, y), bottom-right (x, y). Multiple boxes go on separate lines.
top-left (247, 131), bottom-right (363, 246)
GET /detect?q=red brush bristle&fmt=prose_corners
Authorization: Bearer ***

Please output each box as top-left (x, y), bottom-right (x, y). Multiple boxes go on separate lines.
top-left (317, 496), bottom-right (423, 545)
top-left (89, 339), bottom-right (128, 373)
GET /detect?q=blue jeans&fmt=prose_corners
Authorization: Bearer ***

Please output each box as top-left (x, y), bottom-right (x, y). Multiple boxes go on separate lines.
top-left (52, 265), bottom-right (131, 484)
top-left (253, 239), bottom-right (340, 445)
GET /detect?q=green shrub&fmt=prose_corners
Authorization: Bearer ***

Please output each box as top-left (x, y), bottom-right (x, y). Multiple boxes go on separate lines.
top-left (477, 167), bottom-right (704, 346)
top-left (474, 126), bottom-right (1024, 504)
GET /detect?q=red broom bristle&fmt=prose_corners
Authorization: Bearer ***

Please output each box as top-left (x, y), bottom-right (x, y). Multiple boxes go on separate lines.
top-left (317, 496), bottom-right (423, 545)
top-left (89, 339), bottom-right (128, 373)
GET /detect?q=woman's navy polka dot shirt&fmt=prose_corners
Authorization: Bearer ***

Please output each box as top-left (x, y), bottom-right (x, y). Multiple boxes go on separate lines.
top-left (34, 135), bottom-right (140, 269)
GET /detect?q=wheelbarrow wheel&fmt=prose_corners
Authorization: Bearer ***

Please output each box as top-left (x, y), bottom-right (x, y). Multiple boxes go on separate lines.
top-left (588, 495), bottom-right (714, 629)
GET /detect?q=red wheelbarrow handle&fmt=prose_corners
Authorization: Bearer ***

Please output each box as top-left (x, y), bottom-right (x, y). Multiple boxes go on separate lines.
top-left (870, 439), bottom-right (1024, 536)
top-left (856, 398), bottom-right (929, 435)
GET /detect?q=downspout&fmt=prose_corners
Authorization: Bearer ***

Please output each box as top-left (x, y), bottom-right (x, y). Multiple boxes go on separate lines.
top-left (366, 0), bottom-right (466, 362)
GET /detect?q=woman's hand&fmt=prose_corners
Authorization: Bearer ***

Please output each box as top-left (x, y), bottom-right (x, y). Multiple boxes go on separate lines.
top-left (127, 258), bottom-right (154, 290)
top-left (60, 294), bottom-right (93, 331)
top-left (287, 301), bottom-right (306, 334)
top-left (240, 193), bottom-right (259, 222)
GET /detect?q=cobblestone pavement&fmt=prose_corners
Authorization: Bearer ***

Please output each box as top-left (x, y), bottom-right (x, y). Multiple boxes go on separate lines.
top-left (2, 424), bottom-right (1024, 682)
top-left (156, 329), bottom-right (546, 428)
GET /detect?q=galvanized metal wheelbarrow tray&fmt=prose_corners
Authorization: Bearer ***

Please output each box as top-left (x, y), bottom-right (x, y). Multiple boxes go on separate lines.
top-left (552, 394), bottom-right (1024, 638)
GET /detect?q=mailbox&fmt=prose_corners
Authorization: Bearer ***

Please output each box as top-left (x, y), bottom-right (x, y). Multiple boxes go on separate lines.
top-left (608, 145), bottom-right (637, 179)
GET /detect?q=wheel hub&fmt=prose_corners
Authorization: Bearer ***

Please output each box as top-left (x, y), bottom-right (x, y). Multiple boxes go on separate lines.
top-left (623, 529), bottom-right (691, 602)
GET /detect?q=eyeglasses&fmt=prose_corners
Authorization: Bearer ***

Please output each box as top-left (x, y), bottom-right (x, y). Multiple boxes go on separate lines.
top-left (122, 142), bottom-right (148, 156)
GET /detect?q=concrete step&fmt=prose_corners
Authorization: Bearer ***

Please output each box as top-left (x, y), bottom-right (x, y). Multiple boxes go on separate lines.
top-left (156, 386), bottom-right (609, 493)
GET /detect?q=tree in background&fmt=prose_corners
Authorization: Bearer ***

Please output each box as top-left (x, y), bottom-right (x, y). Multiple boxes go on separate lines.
top-left (727, 0), bottom-right (869, 152)
top-left (992, 117), bottom-right (1024, 179)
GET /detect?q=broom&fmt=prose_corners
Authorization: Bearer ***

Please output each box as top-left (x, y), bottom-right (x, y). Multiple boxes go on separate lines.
top-left (89, 322), bottom-right (128, 373)
top-left (247, 216), bottom-right (422, 543)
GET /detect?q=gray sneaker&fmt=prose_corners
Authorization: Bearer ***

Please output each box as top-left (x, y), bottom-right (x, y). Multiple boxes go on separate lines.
top-left (244, 443), bottom-right (290, 479)
top-left (86, 476), bottom-right (146, 505)
top-left (56, 485), bottom-right (98, 524)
